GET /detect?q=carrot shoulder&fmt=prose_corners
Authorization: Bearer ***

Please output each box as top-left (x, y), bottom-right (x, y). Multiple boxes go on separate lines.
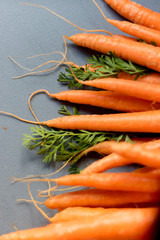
top-left (69, 33), bottom-right (160, 72)
top-left (104, 0), bottom-right (160, 31)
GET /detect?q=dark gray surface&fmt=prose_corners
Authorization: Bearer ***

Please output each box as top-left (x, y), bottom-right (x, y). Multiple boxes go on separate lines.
top-left (0, 0), bottom-right (159, 235)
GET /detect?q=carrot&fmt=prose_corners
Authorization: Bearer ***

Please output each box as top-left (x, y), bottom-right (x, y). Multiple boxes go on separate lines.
top-left (107, 19), bottom-right (160, 46)
top-left (81, 153), bottom-right (132, 174)
top-left (78, 140), bottom-right (120, 157)
top-left (74, 77), bottom-right (160, 103)
top-left (51, 207), bottom-right (117, 222)
top-left (83, 136), bottom-right (158, 155)
top-left (80, 138), bottom-right (160, 159)
top-left (93, 0), bottom-right (160, 46)
top-left (53, 172), bottom-right (160, 193)
top-left (134, 167), bottom-right (158, 174)
top-left (1, 208), bottom-right (159, 240)
top-left (3, 108), bottom-right (160, 133)
top-left (82, 139), bottom-right (160, 174)
top-left (85, 140), bottom-right (160, 169)
top-left (118, 71), bottom-right (160, 84)
top-left (13, 182), bottom-right (123, 227)
top-left (41, 110), bottom-right (160, 133)
top-left (99, 141), bottom-right (160, 168)
top-left (68, 33), bottom-right (160, 72)
top-left (104, 0), bottom-right (160, 31)
top-left (50, 207), bottom-right (160, 227)
top-left (53, 90), bottom-right (160, 111)
top-left (113, 34), bottom-right (137, 42)
top-left (134, 167), bottom-right (160, 177)
top-left (45, 188), bottom-right (160, 209)
top-left (74, 137), bottom-right (151, 164)
top-left (31, 89), bottom-right (160, 112)
top-left (0, 223), bottom-right (57, 240)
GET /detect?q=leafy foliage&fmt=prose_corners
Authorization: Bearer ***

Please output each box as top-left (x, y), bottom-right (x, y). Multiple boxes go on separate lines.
top-left (137, 38), bottom-right (157, 46)
top-left (23, 126), bottom-right (131, 164)
top-left (58, 52), bottom-right (150, 89)
top-left (23, 105), bottom-right (133, 166)
top-left (58, 105), bottom-right (80, 116)
top-left (68, 164), bottom-right (80, 174)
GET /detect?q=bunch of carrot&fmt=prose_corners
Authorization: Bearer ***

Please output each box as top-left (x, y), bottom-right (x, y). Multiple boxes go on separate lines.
top-left (1, 138), bottom-right (160, 239)
top-left (4, 0), bottom-right (160, 133)
top-left (2, 0), bottom-right (160, 239)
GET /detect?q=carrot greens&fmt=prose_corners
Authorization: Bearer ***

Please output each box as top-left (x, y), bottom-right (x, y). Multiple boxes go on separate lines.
top-left (136, 38), bottom-right (157, 46)
top-left (87, 53), bottom-right (148, 76)
top-left (22, 105), bottom-right (133, 165)
top-left (58, 52), bottom-right (149, 89)
top-left (23, 126), bottom-right (131, 164)
top-left (58, 105), bottom-right (80, 116)
top-left (68, 164), bottom-right (80, 174)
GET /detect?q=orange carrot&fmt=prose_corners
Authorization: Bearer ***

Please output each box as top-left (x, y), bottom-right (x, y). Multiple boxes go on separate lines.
top-left (118, 71), bottom-right (160, 84)
top-left (82, 154), bottom-right (145, 174)
top-left (46, 89), bottom-right (160, 112)
top-left (134, 167), bottom-right (157, 174)
top-left (104, 0), bottom-right (160, 31)
top-left (1, 208), bottom-right (159, 240)
top-left (93, 0), bottom-right (160, 45)
top-left (0, 223), bottom-right (56, 240)
top-left (80, 138), bottom-right (160, 158)
top-left (113, 34), bottom-right (137, 42)
top-left (51, 207), bottom-right (117, 222)
top-left (75, 77), bottom-right (160, 103)
top-left (45, 188), bottom-right (160, 209)
top-left (82, 139), bottom-right (160, 174)
top-left (134, 167), bottom-right (160, 177)
top-left (53, 172), bottom-right (160, 193)
top-left (75, 138), bottom-right (151, 162)
top-left (107, 141), bottom-right (160, 168)
top-left (107, 19), bottom-right (160, 46)
top-left (82, 140), bottom-right (160, 169)
top-left (41, 110), bottom-right (160, 133)
top-left (81, 153), bottom-right (131, 174)
top-left (68, 33), bottom-right (160, 72)
top-left (3, 109), bottom-right (160, 133)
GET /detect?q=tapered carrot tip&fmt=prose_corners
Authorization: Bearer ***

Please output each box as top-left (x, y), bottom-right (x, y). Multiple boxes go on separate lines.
top-left (68, 36), bottom-right (73, 41)
top-left (68, 34), bottom-right (85, 44)
top-left (0, 223), bottom-right (55, 240)
top-left (107, 18), bottom-right (120, 27)
top-left (104, 0), bottom-right (160, 31)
